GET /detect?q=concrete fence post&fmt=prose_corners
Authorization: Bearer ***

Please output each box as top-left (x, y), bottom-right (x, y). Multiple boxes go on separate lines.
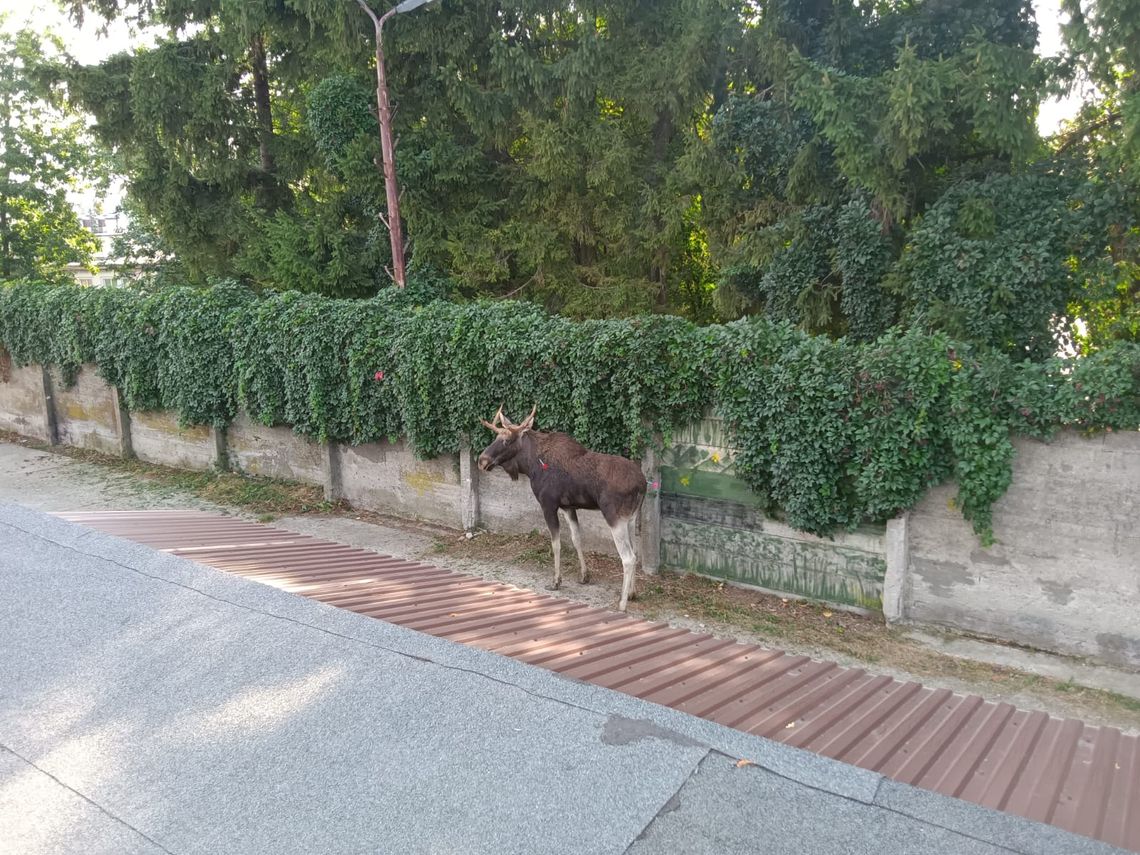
top-left (324, 441), bottom-right (343, 503)
top-left (40, 367), bottom-right (59, 445)
top-left (110, 387), bottom-right (135, 459)
top-left (639, 446), bottom-right (661, 574)
top-left (883, 513), bottom-right (910, 624)
top-left (459, 434), bottom-right (480, 532)
top-left (213, 425), bottom-right (230, 472)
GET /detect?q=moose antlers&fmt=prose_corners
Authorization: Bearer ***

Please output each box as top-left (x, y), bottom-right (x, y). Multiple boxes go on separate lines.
top-left (481, 403), bottom-right (536, 435)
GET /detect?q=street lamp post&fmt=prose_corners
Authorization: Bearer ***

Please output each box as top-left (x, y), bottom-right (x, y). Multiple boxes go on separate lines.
top-left (353, 0), bottom-right (437, 288)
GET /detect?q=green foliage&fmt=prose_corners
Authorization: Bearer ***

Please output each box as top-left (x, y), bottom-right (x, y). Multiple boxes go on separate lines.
top-left (306, 74), bottom-right (378, 169)
top-left (0, 29), bottom-right (106, 282)
top-left (3, 282), bottom-right (1137, 542)
top-left (65, 1), bottom-right (392, 292)
top-left (1060, 0), bottom-right (1140, 174)
top-left (55, 0), bottom-right (1137, 346)
top-left (692, 0), bottom-right (1060, 338)
top-left (890, 171), bottom-right (1120, 358)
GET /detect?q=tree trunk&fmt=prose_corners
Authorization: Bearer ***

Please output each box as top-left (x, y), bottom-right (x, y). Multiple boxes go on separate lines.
top-left (373, 17), bottom-right (407, 288)
top-left (0, 205), bottom-right (11, 280)
top-left (249, 33), bottom-right (284, 211)
top-left (1, 85), bottom-right (11, 279)
top-left (649, 109), bottom-right (675, 307)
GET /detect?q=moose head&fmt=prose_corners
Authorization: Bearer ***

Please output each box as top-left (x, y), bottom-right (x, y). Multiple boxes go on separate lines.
top-left (477, 403), bottom-right (536, 480)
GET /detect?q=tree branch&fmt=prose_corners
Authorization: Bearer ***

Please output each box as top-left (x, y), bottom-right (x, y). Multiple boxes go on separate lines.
top-left (1054, 110), bottom-right (1123, 155)
top-left (353, 0), bottom-right (381, 28)
top-left (498, 271), bottom-right (539, 299)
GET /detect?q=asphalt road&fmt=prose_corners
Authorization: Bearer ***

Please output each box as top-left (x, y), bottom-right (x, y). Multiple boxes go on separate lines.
top-left (0, 503), bottom-right (1124, 855)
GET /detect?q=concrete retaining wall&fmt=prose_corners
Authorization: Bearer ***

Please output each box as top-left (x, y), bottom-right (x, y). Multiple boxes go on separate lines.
top-left (3, 361), bottom-right (1138, 668)
top-left (893, 431), bottom-right (1140, 670)
top-left (131, 410), bottom-right (218, 472)
top-left (335, 439), bottom-right (464, 528)
top-left (227, 412), bottom-right (325, 486)
top-left (52, 367), bottom-right (121, 456)
top-left (0, 364), bottom-right (51, 442)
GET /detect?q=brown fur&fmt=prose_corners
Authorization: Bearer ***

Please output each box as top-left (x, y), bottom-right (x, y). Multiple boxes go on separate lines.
top-left (480, 430), bottom-right (645, 526)
top-left (477, 417), bottom-right (646, 609)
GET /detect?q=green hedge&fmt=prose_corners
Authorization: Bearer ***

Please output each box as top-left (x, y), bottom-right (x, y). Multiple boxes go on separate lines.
top-left (2, 281), bottom-right (1137, 540)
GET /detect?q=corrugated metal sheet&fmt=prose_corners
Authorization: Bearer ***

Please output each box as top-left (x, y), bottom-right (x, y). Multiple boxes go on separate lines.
top-left (60, 509), bottom-right (1140, 852)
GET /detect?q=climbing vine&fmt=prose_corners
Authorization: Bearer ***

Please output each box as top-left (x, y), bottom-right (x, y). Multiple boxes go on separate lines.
top-left (1, 281), bottom-right (1137, 541)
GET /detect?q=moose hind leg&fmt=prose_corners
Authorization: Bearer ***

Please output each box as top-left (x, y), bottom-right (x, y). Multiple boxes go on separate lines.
top-left (609, 516), bottom-right (637, 611)
top-left (565, 509), bottom-right (589, 584)
top-left (544, 504), bottom-right (562, 590)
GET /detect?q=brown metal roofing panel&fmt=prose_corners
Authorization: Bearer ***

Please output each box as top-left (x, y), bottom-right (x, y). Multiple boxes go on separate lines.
top-left (606, 643), bottom-right (756, 700)
top-left (849, 686), bottom-right (953, 772)
top-left (555, 632), bottom-right (721, 682)
top-left (1022, 718), bottom-right (1087, 825)
top-left (520, 624), bottom-right (692, 671)
top-left (920, 701), bottom-right (1018, 796)
top-left (745, 666), bottom-right (873, 741)
top-left (57, 510), bottom-right (1140, 853)
top-left (715, 660), bottom-right (850, 732)
top-left (641, 648), bottom-right (785, 709)
top-left (590, 638), bottom-right (741, 692)
top-left (1064, 726), bottom-right (1122, 841)
top-left (965, 708), bottom-right (1049, 810)
top-left (448, 605), bottom-right (617, 647)
top-left (495, 619), bottom-right (668, 664)
top-left (811, 679), bottom-right (925, 761)
top-left (421, 602), bottom-right (595, 639)
top-left (400, 597), bottom-right (584, 635)
top-left (1102, 734), bottom-right (1140, 850)
top-left (318, 578), bottom-right (500, 612)
top-left (677, 653), bottom-right (807, 720)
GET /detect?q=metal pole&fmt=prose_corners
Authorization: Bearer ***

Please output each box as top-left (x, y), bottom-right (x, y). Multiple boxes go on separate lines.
top-left (356, 2), bottom-right (407, 288)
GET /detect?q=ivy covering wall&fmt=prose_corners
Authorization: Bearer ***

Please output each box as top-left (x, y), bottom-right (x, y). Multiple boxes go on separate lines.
top-left (1, 281), bottom-right (1137, 541)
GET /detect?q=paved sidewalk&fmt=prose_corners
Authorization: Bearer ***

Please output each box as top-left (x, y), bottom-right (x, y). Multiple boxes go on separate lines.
top-left (0, 503), bottom-right (1126, 854)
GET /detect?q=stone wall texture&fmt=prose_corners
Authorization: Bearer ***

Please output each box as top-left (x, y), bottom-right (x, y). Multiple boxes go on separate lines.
top-left (130, 410), bottom-right (218, 471)
top-left (227, 412), bottom-right (325, 486)
top-left (905, 431), bottom-right (1140, 669)
top-left (52, 367), bottom-right (120, 456)
top-left (0, 364), bottom-right (50, 441)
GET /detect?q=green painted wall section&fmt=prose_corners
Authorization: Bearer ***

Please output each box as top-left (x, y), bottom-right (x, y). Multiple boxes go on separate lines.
top-left (659, 466), bottom-right (764, 507)
top-left (661, 519), bottom-right (885, 610)
top-left (658, 413), bottom-right (886, 611)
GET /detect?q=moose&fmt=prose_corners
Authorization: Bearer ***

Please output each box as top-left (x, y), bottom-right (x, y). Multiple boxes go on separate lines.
top-left (477, 405), bottom-right (646, 611)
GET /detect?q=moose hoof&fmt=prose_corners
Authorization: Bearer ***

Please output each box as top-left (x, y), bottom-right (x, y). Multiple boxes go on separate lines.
top-left (547, 581), bottom-right (562, 591)
top-left (578, 575), bottom-right (590, 585)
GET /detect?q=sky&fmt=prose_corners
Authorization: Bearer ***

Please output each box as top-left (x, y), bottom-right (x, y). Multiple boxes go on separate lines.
top-left (0, 0), bottom-right (1090, 213)
top-left (0, 0), bottom-right (151, 64)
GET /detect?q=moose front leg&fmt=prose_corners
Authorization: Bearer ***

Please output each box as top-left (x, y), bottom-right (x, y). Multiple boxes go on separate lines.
top-left (543, 504), bottom-right (562, 590)
top-left (564, 509), bottom-right (589, 584)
